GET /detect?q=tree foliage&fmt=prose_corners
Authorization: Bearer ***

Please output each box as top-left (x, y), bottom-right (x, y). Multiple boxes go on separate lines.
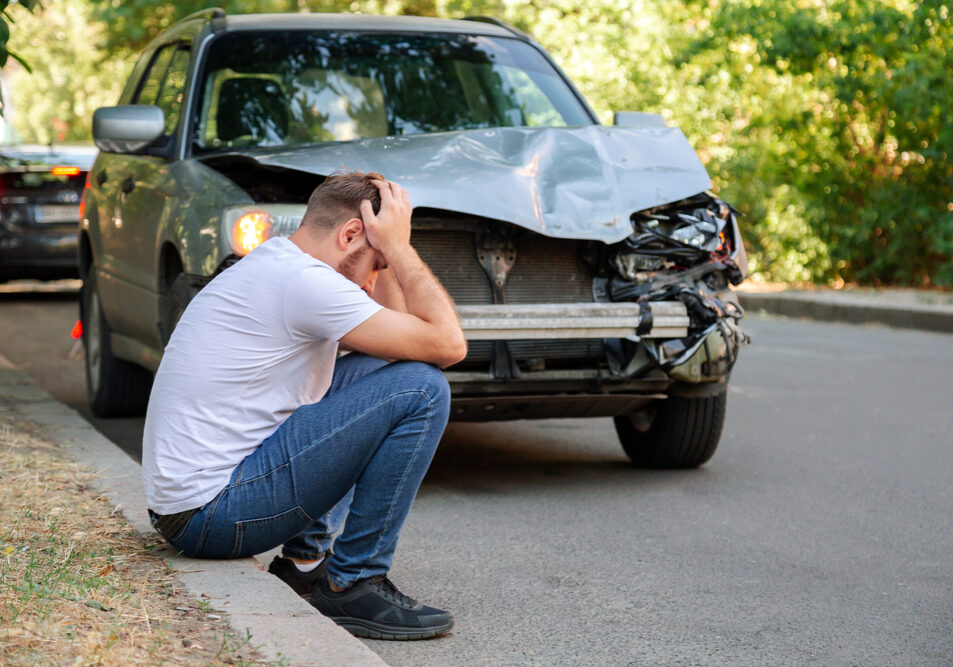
top-left (8, 0), bottom-right (951, 285)
top-left (679, 0), bottom-right (953, 285)
top-left (5, 0), bottom-right (131, 142)
top-left (0, 0), bottom-right (37, 117)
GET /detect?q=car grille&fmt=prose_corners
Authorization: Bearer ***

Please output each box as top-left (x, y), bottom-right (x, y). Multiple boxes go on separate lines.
top-left (411, 227), bottom-right (604, 366)
top-left (411, 229), bottom-right (493, 305)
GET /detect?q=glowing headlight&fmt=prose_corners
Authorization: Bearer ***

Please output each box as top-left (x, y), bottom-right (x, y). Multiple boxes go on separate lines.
top-left (233, 211), bottom-right (272, 255)
top-left (222, 204), bottom-right (306, 256)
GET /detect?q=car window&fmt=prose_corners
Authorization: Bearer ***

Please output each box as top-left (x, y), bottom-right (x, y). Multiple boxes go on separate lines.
top-left (134, 43), bottom-right (191, 136)
top-left (133, 46), bottom-right (175, 107)
top-left (193, 31), bottom-right (592, 152)
top-left (156, 47), bottom-right (191, 135)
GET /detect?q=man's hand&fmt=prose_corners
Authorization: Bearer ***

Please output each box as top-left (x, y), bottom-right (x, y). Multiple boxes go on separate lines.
top-left (360, 180), bottom-right (412, 262)
top-left (342, 179), bottom-right (466, 368)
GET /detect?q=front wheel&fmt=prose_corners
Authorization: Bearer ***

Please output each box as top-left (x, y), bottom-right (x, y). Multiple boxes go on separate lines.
top-left (614, 386), bottom-right (728, 468)
top-left (82, 269), bottom-right (152, 417)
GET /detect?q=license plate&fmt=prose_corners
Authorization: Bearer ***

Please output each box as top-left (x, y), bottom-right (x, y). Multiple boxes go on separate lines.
top-left (35, 205), bottom-right (80, 224)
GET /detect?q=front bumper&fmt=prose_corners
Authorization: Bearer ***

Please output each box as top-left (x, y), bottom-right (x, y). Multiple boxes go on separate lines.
top-left (456, 302), bottom-right (689, 340)
top-left (446, 300), bottom-right (738, 421)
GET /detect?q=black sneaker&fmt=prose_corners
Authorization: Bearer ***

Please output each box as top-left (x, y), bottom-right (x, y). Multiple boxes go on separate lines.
top-left (267, 555), bottom-right (328, 599)
top-left (310, 574), bottom-right (454, 640)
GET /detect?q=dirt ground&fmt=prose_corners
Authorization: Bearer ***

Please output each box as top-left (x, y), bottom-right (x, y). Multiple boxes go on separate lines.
top-left (0, 417), bottom-right (269, 666)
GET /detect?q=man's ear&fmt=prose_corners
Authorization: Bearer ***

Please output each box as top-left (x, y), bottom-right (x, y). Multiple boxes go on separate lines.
top-left (336, 218), bottom-right (365, 251)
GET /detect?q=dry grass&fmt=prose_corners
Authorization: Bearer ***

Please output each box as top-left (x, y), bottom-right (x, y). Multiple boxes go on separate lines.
top-left (0, 420), bottom-right (269, 666)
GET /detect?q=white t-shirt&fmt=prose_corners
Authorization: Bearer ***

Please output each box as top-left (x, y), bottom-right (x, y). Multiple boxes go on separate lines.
top-left (142, 236), bottom-right (382, 515)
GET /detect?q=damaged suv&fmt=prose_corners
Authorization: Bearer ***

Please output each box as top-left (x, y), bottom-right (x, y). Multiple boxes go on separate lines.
top-left (82, 10), bottom-right (749, 467)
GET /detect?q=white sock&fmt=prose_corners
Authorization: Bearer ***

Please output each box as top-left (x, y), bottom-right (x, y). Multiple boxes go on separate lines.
top-left (292, 556), bottom-right (324, 573)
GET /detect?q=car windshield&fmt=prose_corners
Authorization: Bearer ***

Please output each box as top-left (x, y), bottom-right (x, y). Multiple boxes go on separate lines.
top-left (193, 30), bottom-right (592, 152)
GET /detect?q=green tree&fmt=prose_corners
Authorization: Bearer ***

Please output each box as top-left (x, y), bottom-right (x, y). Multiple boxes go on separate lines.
top-left (89, 0), bottom-right (312, 55)
top-left (0, 0), bottom-right (38, 118)
top-left (54, 1), bottom-right (953, 285)
top-left (6, 0), bottom-right (131, 143)
top-left (675, 0), bottom-right (953, 286)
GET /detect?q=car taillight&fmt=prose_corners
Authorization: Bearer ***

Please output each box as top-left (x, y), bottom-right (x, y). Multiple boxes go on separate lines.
top-left (233, 211), bottom-right (273, 255)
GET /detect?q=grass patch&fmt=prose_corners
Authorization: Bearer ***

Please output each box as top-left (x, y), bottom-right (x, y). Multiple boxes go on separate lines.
top-left (0, 420), bottom-right (267, 666)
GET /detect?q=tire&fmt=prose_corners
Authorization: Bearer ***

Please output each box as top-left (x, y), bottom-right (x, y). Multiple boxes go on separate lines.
top-left (614, 386), bottom-right (728, 468)
top-left (158, 271), bottom-right (195, 348)
top-left (82, 269), bottom-right (153, 417)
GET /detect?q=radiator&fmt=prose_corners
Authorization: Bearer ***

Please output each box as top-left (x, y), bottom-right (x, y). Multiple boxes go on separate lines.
top-left (411, 226), bottom-right (604, 366)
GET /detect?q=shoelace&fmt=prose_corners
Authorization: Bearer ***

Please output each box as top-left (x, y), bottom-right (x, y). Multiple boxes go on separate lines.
top-left (368, 575), bottom-right (417, 608)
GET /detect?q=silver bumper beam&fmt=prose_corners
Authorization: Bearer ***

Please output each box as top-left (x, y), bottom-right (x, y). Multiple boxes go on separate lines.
top-left (456, 302), bottom-right (688, 340)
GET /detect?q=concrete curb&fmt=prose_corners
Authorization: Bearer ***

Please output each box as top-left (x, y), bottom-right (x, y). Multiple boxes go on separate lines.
top-left (0, 354), bottom-right (387, 667)
top-left (738, 291), bottom-right (953, 334)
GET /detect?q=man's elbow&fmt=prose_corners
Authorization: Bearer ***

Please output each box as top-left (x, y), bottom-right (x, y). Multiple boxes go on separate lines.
top-left (434, 334), bottom-right (468, 369)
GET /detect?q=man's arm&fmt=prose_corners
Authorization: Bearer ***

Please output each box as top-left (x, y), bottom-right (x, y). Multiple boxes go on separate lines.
top-left (367, 268), bottom-right (407, 313)
top-left (340, 180), bottom-right (467, 369)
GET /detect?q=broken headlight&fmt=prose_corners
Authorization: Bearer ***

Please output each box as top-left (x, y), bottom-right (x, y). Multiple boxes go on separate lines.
top-left (668, 208), bottom-right (726, 251)
top-left (610, 193), bottom-right (746, 285)
top-left (612, 251), bottom-right (672, 280)
top-left (628, 195), bottom-right (734, 263)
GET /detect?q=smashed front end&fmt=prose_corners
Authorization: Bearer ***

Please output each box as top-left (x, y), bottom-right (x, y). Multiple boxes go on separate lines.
top-left (599, 192), bottom-right (750, 386)
top-left (441, 191), bottom-right (750, 421)
top-left (200, 126), bottom-right (750, 421)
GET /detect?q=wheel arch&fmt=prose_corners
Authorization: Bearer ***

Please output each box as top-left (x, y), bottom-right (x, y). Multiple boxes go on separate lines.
top-left (78, 230), bottom-right (94, 280)
top-left (158, 242), bottom-right (185, 294)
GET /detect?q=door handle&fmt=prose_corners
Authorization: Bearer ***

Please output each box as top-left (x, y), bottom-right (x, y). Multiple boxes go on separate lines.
top-left (120, 177), bottom-right (135, 194)
top-left (95, 170), bottom-right (107, 186)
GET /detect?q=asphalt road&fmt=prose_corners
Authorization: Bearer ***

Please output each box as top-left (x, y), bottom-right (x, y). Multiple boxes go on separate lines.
top-left (1, 281), bottom-right (951, 666)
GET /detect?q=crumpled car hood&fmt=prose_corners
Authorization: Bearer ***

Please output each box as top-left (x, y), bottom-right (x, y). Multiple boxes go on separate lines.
top-left (250, 125), bottom-right (712, 244)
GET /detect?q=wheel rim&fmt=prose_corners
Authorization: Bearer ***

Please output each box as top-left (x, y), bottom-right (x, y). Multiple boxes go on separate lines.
top-left (87, 290), bottom-right (102, 394)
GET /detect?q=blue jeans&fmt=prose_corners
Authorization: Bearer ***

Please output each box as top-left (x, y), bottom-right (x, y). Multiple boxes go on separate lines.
top-left (160, 354), bottom-right (450, 588)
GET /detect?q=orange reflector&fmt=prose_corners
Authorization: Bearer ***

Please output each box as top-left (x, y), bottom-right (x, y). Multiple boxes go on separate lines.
top-left (52, 166), bottom-right (81, 176)
top-left (79, 179), bottom-right (88, 220)
top-left (71, 320), bottom-right (82, 339)
top-left (233, 211), bottom-right (272, 255)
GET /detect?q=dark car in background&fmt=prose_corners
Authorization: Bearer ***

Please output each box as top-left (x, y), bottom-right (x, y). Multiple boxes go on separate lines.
top-left (0, 145), bottom-right (96, 283)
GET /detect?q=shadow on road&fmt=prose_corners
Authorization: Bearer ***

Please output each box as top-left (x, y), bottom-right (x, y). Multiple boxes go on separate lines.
top-left (428, 419), bottom-right (711, 494)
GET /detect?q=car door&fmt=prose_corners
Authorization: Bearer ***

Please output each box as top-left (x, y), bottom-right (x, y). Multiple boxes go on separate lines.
top-left (98, 41), bottom-right (192, 343)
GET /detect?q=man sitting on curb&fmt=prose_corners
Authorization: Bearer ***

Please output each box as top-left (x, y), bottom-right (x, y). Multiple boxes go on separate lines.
top-left (141, 172), bottom-right (467, 640)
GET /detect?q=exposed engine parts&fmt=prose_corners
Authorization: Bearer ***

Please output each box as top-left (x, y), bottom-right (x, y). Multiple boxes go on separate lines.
top-left (612, 193), bottom-right (747, 287)
top-left (599, 192), bottom-right (751, 383)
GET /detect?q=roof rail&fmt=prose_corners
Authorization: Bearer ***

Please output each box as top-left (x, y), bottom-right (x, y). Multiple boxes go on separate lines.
top-left (462, 16), bottom-right (530, 41)
top-left (173, 7), bottom-right (226, 33)
top-left (176, 7), bottom-right (225, 24)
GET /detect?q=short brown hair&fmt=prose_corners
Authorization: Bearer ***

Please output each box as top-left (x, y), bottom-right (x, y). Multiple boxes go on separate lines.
top-left (299, 170), bottom-right (384, 233)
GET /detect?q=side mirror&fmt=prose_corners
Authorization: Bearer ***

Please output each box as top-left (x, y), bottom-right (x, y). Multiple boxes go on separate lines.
top-left (613, 111), bottom-right (668, 128)
top-left (92, 106), bottom-right (166, 153)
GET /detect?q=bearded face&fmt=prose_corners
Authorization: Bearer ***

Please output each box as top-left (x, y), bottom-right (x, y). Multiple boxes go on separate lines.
top-left (338, 241), bottom-right (379, 291)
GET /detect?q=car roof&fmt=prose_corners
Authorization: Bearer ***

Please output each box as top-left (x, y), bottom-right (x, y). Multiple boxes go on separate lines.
top-left (0, 145), bottom-right (97, 170)
top-left (220, 13), bottom-right (518, 39)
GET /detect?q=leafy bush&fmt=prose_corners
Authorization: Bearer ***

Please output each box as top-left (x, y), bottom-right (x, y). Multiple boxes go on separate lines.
top-left (9, 0), bottom-right (950, 286)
